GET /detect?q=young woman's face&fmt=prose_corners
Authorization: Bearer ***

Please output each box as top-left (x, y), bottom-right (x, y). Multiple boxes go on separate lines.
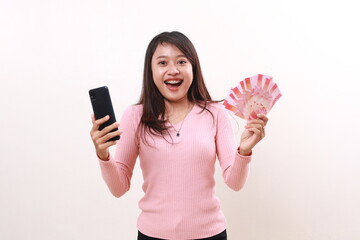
top-left (151, 43), bottom-right (193, 104)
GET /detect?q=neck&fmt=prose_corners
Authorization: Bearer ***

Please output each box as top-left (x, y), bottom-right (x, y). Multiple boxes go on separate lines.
top-left (165, 98), bottom-right (193, 123)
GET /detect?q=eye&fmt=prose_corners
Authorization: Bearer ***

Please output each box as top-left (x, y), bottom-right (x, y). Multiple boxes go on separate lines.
top-left (158, 60), bottom-right (167, 66)
top-left (178, 59), bottom-right (187, 65)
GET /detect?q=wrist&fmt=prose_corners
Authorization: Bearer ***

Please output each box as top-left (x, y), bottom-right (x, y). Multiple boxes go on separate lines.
top-left (98, 152), bottom-right (110, 161)
top-left (237, 147), bottom-right (252, 156)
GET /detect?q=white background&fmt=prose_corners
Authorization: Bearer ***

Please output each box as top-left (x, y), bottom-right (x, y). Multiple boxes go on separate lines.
top-left (1, 0), bottom-right (359, 239)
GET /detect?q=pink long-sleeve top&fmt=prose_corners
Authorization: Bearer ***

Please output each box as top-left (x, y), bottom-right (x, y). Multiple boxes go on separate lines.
top-left (98, 103), bottom-right (251, 240)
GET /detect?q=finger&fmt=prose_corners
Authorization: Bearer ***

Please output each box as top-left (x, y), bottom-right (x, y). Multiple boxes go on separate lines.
top-left (94, 115), bottom-right (110, 126)
top-left (93, 125), bottom-right (121, 144)
top-left (105, 129), bottom-right (123, 142)
top-left (247, 124), bottom-right (265, 139)
top-left (95, 122), bottom-right (120, 140)
top-left (246, 119), bottom-right (265, 126)
top-left (257, 114), bottom-right (269, 127)
top-left (98, 129), bottom-right (122, 144)
top-left (91, 114), bottom-right (95, 124)
top-left (262, 127), bottom-right (266, 138)
top-left (102, 121), bottom-right (120, 134)
top-left (91, 115), bottom-right (110, 134)
top-left (247, 127), bottom-right (262, 139)
top-left (245, 123), bottom-right (264, 131)
top-left (247, 119), bottom-right (267, 130)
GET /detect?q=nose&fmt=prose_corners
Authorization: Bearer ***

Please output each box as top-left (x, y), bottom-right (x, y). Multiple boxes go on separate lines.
top-left (167, 62), bottom-right (180, 75)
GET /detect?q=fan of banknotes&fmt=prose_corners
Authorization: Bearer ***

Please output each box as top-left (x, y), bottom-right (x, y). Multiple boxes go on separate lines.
top-left (223, 74), bottom-right (282, 120)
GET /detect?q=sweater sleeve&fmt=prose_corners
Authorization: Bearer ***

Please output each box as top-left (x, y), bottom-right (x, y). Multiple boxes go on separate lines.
top-left (215, 105), bottom-right (252, 191)
top-left (98, 105), bottom-right (140, 198)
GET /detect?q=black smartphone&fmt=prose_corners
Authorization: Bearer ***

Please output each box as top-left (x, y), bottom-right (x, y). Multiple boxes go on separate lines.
top-left (89, 86), bottom-right (120, 141)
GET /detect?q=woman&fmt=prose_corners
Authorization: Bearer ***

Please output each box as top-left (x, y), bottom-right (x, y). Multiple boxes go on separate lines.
top-left (90, 31), bottom-right (268, 240)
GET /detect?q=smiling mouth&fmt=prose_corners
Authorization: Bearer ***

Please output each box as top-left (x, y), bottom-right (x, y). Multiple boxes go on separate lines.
top-left (164, 80), bottom-right (183, 87)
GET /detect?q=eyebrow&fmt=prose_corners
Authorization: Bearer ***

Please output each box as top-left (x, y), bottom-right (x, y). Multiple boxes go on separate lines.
top-left (155, 54), bottom-right (187, 59)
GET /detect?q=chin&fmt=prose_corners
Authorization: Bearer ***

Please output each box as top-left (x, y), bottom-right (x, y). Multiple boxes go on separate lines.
top-left (164, 95), bottom-right (188, 103)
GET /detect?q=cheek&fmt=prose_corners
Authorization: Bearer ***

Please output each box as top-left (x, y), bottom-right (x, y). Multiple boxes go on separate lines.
top-left (152, 70), bottom-right (166, 91)
top-left (151, 68), bottom-right (161, 83)
top-left (186, 67), bottom-right (194, 82)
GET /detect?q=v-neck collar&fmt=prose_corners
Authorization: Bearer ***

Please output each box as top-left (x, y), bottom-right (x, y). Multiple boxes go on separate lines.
top-left (166, 103), bottom-right (196, 127)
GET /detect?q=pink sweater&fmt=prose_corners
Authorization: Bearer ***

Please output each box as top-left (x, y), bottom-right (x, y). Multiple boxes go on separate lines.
top-left (98, 103), bottom-right (251, 239)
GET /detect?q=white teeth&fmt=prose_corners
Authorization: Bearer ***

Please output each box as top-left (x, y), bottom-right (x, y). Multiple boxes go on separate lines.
top-left (165, 80), bottom-right (182, 84)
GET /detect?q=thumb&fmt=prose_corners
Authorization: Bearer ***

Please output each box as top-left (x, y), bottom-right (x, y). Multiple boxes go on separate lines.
top-left (91, 114), bottom-right (95, 123)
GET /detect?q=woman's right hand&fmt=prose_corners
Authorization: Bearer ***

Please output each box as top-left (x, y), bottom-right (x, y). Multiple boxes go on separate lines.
top-left (90, 115), bottom-right (122, 161)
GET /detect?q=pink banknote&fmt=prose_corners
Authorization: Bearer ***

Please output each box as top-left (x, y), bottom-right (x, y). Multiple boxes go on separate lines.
top-left (223, 74), bottom-right (282, 120)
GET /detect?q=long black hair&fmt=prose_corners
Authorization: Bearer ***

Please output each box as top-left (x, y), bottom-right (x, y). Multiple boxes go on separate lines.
top-left (137, 31), bottom-right (218, 142)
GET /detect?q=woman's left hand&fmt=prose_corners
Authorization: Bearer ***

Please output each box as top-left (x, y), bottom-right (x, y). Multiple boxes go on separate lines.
top-left (239, 114), bottom-right (269, 156)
